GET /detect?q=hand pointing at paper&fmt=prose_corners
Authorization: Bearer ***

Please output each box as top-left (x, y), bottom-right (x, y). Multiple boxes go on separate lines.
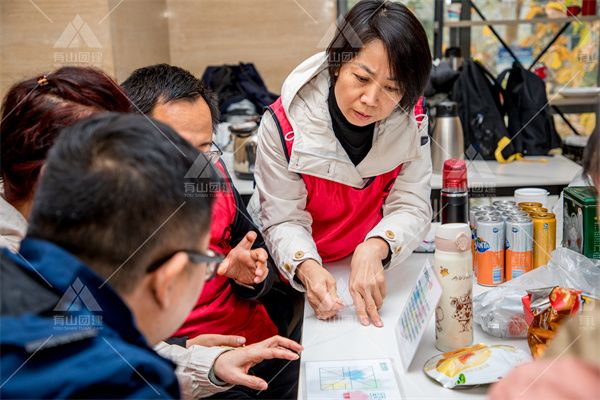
top-left (349, 238), bottom-right (389, 327)
top-left (296, 259), bottom-right (345, 320)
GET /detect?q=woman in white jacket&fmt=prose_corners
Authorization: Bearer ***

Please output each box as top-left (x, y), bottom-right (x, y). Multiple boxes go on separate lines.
top-left (253, 0), bottom-right (433, 327)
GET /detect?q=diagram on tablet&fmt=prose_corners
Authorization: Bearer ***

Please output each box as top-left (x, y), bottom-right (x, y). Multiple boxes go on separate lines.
top-left (305, 359), bottom-right (403, 399)
top-left (319, 366), bottom-right (378, 390)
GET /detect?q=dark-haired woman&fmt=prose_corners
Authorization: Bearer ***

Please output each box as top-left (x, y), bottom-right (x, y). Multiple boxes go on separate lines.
top-left (0, 67), bottom-right (130, 251)
top-left (253, 0), bottom-right (433, 327)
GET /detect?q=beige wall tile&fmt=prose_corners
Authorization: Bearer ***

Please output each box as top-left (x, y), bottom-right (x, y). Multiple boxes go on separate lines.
top-left (1, 0), bottom-right (115, 98)
top-left (166, 0), bottom-right (336, 93)
top-left (1, 0), bottom-right (337, 99)
top-left (108, 0), bottom-right (170, 84)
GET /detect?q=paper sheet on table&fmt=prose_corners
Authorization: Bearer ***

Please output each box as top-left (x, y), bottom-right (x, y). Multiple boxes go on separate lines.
top-left (395, 259), bottom-right (442, 371)
top-left (304, 358), bottom-right (404, 400)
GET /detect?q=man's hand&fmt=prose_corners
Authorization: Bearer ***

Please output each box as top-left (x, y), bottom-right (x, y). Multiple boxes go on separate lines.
top-left (217, 231), bottom-right (268, 285)
top-left (349, 238), bottom-right (388, 327)
top-left (296, 259), bottom-right (344, 320)
top-left (212, 336), bottom-right (303, 391)
top-left (186, 334), bottom-right (246, 348)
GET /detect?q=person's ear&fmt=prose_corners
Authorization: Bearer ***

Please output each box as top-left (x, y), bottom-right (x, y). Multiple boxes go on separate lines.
top-left (148, 252), bottom-right (188, 310)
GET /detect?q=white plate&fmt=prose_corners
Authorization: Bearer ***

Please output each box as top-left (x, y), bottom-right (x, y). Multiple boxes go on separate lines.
top-left (558, 87), bottom-right (600, 97)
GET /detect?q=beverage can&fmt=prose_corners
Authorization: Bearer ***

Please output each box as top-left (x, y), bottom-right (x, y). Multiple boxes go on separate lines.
top-left (475, 210), bottom-right (501, 220)
top-left (469, 207), bottom-right (495, 275)
top-left (475, 216), bottom-right (505, 286)
top-left (531, 212), bottom-right (557, 269)
top-left (507, 210), bottom-right (529, 217)
top-left (518, 202), bottom-right (543, 209)
top-left (505, 216), bottom-right (533, 280)
top-left (434, 223), bottom-right (473, 352)
top-left (493, 200), bottom-right (516, 208)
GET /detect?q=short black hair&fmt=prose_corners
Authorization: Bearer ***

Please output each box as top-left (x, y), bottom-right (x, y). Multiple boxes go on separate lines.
top-left (121, 64), bottom-right (220, 130)
top-left (327, 0), bottom-right (432, 110)
top-left (27, 113), bottom-right (216, 293)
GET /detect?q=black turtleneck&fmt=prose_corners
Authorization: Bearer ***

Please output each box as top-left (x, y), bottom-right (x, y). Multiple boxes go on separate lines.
top-left (328, 86), bottom-right (375, 166)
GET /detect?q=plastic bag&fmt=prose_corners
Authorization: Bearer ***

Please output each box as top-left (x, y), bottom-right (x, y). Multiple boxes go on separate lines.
top-left (473, 248), bottom-right (600, 338)
top-left (423, 344), bottom-right (531, 389)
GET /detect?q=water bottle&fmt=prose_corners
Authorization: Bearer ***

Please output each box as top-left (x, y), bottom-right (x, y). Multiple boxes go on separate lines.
top-left (431, 101), bottom-right (464, 173)
top-left (434, 223), bottom-right (473, 352)
top-left (441, 159), bottom-right (469, 224)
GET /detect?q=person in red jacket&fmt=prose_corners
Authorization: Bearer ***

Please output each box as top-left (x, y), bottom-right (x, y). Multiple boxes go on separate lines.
top-left (252, 0), bottom-right (432, 328)
top-left (122, 65), bottom-right (299, 399)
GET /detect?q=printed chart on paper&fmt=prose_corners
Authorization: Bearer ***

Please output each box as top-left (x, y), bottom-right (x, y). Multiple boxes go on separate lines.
top-left (305, 359), bottom-right (403, 399)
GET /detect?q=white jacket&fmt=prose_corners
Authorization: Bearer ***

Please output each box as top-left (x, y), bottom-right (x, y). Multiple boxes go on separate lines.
top-left (154, 343), bottom-right (232, 399)
top-left (252, 52), bottom-right (433, 291)
top-left (0, 194), bottom-right (27, 252)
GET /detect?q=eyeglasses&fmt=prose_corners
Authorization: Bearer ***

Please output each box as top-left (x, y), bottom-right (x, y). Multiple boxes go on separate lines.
top-left (186, 249), bottom-right (223, 280)
top-left (146, 249), bottom-right (224, 281)
top-left (203, 141), bottom-right (223, 163)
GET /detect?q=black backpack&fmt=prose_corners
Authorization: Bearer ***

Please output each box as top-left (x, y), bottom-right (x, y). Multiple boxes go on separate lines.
top-left (499, 62), bottom-right (561, 156)
top-left (201, 63), bottom-right (278, 115)
top-left (452, 60), bottom-right (515, 160)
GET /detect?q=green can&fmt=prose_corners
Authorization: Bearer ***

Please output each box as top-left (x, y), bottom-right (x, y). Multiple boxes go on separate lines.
top-left (563, 187), bottom-right (600, 259)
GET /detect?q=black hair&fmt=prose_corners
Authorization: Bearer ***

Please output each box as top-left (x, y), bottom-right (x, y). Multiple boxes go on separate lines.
top-left (327, 0), bottom-right (432, 110)
top-left (121, 64), bottom-right (220, 130)
top-left (27, 113), bottom-right (216, 293)
top-left (583, 128), bottom-right (599, 187)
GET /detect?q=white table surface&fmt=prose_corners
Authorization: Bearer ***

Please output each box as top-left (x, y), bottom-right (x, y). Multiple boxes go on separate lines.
top-left (223, 152), bottom-right (581, 196)
top-left (431, 155), bottom-right (581, 190)
top-left (297, 253), bottom-right (531, 400)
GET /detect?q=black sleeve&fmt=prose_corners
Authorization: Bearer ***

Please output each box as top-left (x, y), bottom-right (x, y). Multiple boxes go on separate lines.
top-left (221, 165), bottom-right (275, 300)
top-left (165, 336), bottom-right (188, 347)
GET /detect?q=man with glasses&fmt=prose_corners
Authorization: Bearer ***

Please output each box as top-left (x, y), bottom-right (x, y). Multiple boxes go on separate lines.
top-left (0, 114), bottom-right (302, 398)
top-left (123, 65), bottom-right (301, 399)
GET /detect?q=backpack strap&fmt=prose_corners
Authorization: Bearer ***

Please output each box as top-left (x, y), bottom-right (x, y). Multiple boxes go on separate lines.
top-left (266, 97), bottom-right (294, 164)
top-left (497, 68), bottom-right (512, 87)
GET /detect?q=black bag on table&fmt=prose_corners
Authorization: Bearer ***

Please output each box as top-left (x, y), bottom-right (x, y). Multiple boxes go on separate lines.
top-left (201, 63), bottom-right (278, 115)
top-left (451, 60), bottom-right (515, 160)
top-left (499, 62), bottom-right (561, 156)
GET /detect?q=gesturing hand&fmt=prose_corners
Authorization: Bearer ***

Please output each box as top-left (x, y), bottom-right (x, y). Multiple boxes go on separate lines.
top-left (217, 231), bottom-right (268, 285)
top-left (349, 238), bottom-right (389, 327)
top-left (212, 335), bottom-right (303, 391)
top-left (296, 259), bottom-right (344, 320)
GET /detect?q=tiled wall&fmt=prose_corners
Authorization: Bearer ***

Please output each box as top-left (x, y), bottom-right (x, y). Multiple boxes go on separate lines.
top-left (1, 0), bottom-right (336, 98)
top-left (166, 0), bottom-right (336, 93)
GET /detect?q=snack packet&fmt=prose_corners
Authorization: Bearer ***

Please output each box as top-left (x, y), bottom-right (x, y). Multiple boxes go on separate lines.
top-left (522, 286), bottom-right (596, 358)
top-left (423, 344), bottom-right (531, 389)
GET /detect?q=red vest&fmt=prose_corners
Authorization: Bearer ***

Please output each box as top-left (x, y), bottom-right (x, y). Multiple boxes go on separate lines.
top-left (267, 97), bottom-right (424, 263)
top-left (174, 160), bottom-right (277, 344)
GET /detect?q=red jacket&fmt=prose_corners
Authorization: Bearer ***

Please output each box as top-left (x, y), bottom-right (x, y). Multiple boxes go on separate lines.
top-left (173, 160), bottom-right (277, 344)
top-left (265, 97), bottom-right (425, 263)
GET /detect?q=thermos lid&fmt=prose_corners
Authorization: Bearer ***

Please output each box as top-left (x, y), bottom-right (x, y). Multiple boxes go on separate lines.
top-left (435, 101), bottom-right (458, 117)
top-left (435, 223), bottom-right (471, 252)
top-left (229, 121), bottom-right (257, 135)
top-left (442, 159), bottom-right (468, 191)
